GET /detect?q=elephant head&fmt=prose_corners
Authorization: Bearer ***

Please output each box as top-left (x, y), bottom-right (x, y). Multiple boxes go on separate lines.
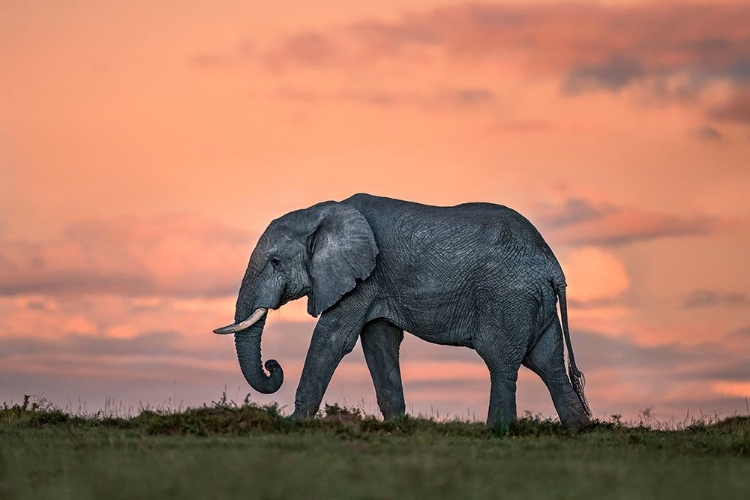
top-left (213, 201), bottom-right (378, 394)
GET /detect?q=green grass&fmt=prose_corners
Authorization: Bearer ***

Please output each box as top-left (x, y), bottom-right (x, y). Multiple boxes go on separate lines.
top-left (1, 395), bottom-right (749, 499)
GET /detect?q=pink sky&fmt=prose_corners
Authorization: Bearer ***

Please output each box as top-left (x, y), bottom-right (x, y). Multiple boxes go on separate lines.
top-left (1, 0), bottom-right (749, 421)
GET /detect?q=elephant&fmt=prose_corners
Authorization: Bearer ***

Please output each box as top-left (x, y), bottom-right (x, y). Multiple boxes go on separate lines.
top-left (214, 193), bottom-right (592, 429)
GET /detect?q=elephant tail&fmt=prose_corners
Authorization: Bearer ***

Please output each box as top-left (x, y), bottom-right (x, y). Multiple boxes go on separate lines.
top-left (554, 281), bottom-right (592, 418)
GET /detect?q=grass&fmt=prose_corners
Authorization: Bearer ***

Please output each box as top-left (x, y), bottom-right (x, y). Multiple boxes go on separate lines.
top-left (1, 395), bottom-right (749, 499)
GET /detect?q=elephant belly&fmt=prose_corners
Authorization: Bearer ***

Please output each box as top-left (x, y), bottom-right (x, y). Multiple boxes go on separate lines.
top-left (408, 324), bottom-right (475, 348)
top-left (389, 295), bottom-right (478, 348)
top-left (366, 293), bottom-right (476, 347)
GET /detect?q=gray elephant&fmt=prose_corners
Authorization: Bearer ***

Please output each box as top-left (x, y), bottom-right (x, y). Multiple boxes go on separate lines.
top-left (214, 193), bottom-right (592, 428)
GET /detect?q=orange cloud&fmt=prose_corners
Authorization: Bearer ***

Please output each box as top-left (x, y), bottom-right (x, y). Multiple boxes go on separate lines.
top-left (559, 247), bottom-right (630, 302)
top-left (710, 88), bottom-right (750, 124)
top-left (259, 3), bottom-right (750, 112)
top-left (684, 289), bottom-right (750, 308)
top-left (713, 381), bottom-right (750, 398)
top-left (533, 198), bottom-right (730, 247)
top-left (556, 209), bottom-right (725, 246)
top-left (252, 3), bottom-right (750, 133)
top-left (0, 214), bottom-right (255, 298)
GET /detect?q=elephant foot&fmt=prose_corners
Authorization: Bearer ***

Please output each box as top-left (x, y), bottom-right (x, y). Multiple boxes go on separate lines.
top-left (291, 404), bottom-right (319, 420)
top-left (559, 411), bottom-right (592, 431)
top-left (378, 400), bottom-right (406, 420)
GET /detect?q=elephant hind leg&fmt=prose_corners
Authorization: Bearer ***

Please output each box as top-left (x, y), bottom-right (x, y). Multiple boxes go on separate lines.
top-left (523, 319), bottom-right (591, 429)
top-left (360, 319), bottom-right (406, 419)
top-left (475, 332), bottom-right (526, 429)
top-left (483, 366), bottom-right (521, 429)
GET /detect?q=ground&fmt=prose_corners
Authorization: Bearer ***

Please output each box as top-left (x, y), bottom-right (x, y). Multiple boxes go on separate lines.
top-left (1, 396), bottom-right (748, 499)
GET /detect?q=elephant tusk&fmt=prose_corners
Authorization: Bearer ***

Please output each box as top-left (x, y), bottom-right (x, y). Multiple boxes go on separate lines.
top-left (213, 308), bottom-right (268, 334)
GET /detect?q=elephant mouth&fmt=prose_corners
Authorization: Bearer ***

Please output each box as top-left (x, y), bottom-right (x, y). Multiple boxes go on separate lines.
top-left (213, 308), bottom-right (268, 334)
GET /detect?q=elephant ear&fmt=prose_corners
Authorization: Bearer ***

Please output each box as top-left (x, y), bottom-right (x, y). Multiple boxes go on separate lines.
top-left (306, 203), bottom-right (378, 317)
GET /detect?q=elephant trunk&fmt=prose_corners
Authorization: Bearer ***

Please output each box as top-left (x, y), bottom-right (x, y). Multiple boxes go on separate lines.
top-left (233, 316), bottom-right (284, 394)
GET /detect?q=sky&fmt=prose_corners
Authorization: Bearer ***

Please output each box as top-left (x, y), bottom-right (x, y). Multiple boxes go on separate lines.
top-left (1, 0), bottom-right (749, 422)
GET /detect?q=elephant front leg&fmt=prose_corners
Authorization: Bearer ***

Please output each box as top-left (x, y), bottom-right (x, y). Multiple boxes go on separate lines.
top-left (293, 313), bottom-right (362, 418)
top-left (360, 319), bottom-right (406, 419)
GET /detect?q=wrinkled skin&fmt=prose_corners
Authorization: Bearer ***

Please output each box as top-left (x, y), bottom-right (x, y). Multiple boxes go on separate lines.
top-left (220, 194), bottom-right (592, 429)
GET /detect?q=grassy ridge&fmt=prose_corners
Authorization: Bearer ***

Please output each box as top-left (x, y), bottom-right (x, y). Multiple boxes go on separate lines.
top-left (1, 395), bottom-right (749, 499)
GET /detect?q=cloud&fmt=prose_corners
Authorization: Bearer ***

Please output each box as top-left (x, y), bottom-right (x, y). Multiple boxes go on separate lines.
top-left (590, 324), bottom-right (748, 374)
top-left (263, 32), bottom-right (340, 70)
top-left (534, 198), bottom-right (728, 247)
top-left (574, 331), bottom-right (707, 374)
top-left (254, 2), bottom-right (750, 126)
top-left (694, 125), bottom-right (724, 142)
top-left (0, 331), bottom-right (181, 359)
top-left (534, 198), bottom-right (615, 229)
top-left (709, 88), bottom-right (750, 124)
top-left (340, 86), bottom-right (495, 109)
top-left (560, 248), bottom-right (630, 302)
top-left (0, 214), bottom-right (256, 298)
top-left (261, 3), bottom-right (750, 88)
top-left (563, 56), bottom-right (645, 94)
top-left (488, 120), bottom-right (556, 134)
top-left (560, 210), bottom-right (724, 246)
top-left (567, 294), bottom-right (639, 310)
top-left (571, 330), bottom-right (750, 413)
top-left (712, 381), bottom-right (750, 398)
top-left (683, 290), bottom-right (750, 308)
top-left (277, 86), bottom-right (496, 110)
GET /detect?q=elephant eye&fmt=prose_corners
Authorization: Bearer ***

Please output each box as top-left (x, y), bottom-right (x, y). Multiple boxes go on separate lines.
top-left (269, 256), bottom-right (281, 269)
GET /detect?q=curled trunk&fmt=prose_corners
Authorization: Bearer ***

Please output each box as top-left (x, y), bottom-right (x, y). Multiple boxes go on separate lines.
top-left (233, 317), bottom-right (283, 394)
